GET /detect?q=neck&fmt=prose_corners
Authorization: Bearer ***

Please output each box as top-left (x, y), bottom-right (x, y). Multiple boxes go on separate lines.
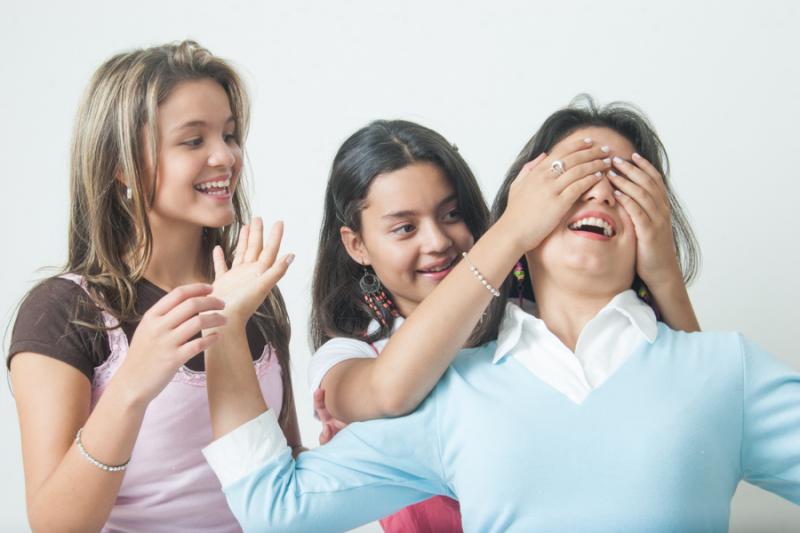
top-left (528, 255), bottom-right (627, 352)
top-left (143, 219), bottom-right (208, 291)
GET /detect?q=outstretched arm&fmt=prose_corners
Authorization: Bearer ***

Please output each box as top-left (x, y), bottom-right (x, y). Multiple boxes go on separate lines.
top-left (204, 391), bottom-right (449, 532)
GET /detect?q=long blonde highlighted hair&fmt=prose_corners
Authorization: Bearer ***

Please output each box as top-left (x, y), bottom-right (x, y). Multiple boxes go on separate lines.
top-left (65, 40), bottom-right (293, 423)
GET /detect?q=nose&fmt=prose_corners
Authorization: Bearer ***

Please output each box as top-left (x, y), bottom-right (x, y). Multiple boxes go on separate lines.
top-left (207, 137), bottom-right (237, 168)
top-left (419, 221), bottom-right (454, 254)
top-left (581, 174), bottom-right (617, 207)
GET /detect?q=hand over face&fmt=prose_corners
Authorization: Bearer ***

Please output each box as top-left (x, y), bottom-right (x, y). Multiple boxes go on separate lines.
top-left (503, 137), bottom-right (612, 253)
top-left (607, 153), bottom-right (682, 286)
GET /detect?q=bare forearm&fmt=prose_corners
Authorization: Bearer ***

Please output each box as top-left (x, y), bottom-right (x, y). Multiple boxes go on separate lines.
top-left (330, 217), bottom-right (525, 421)
top-left (648, 272), bottom-right (700, 332)
top-left (26, 379), bottom-right (146, 532)
top-left (205, 323), bottom-right (268, 438)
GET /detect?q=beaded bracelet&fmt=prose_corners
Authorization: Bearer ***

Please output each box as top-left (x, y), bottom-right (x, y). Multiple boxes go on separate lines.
top-left (461, 252), bottom-right (500, 297)
top-left (75, 428), bottom-right (130, 472)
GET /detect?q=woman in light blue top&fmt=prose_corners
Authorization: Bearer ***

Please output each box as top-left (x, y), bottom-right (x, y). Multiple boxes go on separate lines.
top-left (202, 98), bottom-right (800, 532)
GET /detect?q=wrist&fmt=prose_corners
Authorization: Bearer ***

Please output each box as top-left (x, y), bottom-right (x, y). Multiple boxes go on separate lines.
top-left (204, 301), bottom-right (250, 330)
top-left (640, 267), bottom-right (687, 300)
top-left (204, 315), bottom-right (248, 343)
top-left (102, 372), bottom-right (151, 415)
top-left (490, 214), bottom-right (536, 257)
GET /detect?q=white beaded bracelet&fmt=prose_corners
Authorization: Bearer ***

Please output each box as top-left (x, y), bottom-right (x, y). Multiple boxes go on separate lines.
top-left (75, 428), bottom-right (130, 472)
top-left (461, 252), bottom-right (501, 297)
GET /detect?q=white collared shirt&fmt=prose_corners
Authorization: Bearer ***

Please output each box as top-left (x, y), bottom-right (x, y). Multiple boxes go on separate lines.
top-left (495, 289), bottom-right (658, 404)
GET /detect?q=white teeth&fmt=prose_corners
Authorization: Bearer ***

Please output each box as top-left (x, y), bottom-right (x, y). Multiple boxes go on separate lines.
top-left (421, 258), bottom-right (455, 273)
top-left (568, 217), bottom-right (614, 237)
top-left (195, 178), bottom-right (231, 191)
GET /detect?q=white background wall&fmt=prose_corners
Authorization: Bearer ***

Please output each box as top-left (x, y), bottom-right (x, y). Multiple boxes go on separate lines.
top-left (2, 1), bottom-right (798, 531)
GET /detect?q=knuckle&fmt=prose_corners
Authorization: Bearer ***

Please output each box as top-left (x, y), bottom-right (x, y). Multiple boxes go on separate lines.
top-left (174, 286), bottom-right (189, 298)
top-left (186, 316), bottom-right (202, 331)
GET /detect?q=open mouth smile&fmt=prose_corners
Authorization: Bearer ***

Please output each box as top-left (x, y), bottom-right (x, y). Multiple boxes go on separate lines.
top-left (194, 176), bottom-right (232, 197)
top-left (567, 212), bottom-right (617, 240)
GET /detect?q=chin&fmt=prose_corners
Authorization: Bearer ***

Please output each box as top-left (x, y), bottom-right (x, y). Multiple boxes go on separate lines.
top-left (202, 212), bottom-right (237, 229)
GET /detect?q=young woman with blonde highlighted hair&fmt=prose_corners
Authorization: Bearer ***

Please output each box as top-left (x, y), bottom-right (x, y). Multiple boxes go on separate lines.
top-left (7, 41), bottom-right (301, 531)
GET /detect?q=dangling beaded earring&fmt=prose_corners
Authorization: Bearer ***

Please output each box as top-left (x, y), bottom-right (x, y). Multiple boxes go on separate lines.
top-left (359, 265), bottom-right (398, 327)
top-left (125, 185), bottom-right (132, 201)
top-left (513, 261), bottom-right (526, 306)
top-left (637, 285), bottom-right (650, 301)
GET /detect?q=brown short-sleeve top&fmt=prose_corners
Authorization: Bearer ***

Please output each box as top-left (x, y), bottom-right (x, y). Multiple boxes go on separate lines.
top-left (8, 276), bottom-right (266, 379)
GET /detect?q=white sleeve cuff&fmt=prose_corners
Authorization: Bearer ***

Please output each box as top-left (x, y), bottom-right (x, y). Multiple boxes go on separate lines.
top-left (202, 409), bottom-right (287, 488)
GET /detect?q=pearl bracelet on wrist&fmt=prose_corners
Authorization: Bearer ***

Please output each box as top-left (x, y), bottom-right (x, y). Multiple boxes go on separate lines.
top-left (75, 427), bottom-right (130, 472)
top-left (461, 252), bottom-right (501, 297)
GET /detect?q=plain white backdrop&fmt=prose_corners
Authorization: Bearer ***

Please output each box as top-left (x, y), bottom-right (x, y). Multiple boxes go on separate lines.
top-left (2, 1), bottom-right (798, 531)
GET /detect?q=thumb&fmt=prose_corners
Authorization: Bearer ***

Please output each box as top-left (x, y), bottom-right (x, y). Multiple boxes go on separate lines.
top-left (212, 246), bottom-right (228, 277)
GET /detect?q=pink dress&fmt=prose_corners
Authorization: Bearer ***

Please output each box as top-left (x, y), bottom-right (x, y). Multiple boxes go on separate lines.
top-left (65, 274), bottom-right (284, 532)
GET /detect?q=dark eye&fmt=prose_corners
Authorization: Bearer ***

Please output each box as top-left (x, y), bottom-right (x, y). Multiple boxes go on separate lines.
top-left (392, 224), bottom-right (415, 235)
top-left (224, 133), bottom-right (237, 144)
top-left (183, 137), bottom-right (203, 148)
top-left (444, 209), bottom-right (462, 222)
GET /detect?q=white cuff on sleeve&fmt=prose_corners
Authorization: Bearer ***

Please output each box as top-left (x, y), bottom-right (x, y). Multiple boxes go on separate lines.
top-left (202, 409), bottom-right (287, 488)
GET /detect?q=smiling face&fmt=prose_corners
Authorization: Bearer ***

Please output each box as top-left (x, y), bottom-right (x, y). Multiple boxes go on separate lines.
top-left (143, 78), bottom-right (243, 231)
top-left (528, 126), bottom-right (638, 296)
top-left (341, 162), bottom-right (475, 317)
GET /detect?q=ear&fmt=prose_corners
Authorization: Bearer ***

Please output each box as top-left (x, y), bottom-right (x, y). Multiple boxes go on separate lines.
top-left (340, 226), bottom-right (370, 266)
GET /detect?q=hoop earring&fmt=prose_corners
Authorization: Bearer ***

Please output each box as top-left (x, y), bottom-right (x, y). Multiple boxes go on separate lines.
top-left (359, 266), bottom-right (398, 327)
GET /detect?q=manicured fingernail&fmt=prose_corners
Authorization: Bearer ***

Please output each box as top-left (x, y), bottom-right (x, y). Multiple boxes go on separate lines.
top-left (285, 254), bottom-right (295, 265)
top-left (584, 137), bottom-right (592, 144)
top-left (614, 190), bottom-right (623, 196)
top-left (601, 145), bottom-right (610, 153)
top-left (595, 171), bottom-right (603, 178)
top-left (613, 156), bottom-right (624, 164)
top-left (608, 170), bottom-right (618, 177)
top-left (633, 152), bottom-right (641, 160)
top-left (603, 157), bottom-right (611, 165)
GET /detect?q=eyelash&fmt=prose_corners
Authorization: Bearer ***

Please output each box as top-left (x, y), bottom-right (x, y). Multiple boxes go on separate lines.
top-left (392, 224), bottom-right (415, 235)
top-left (182, 133), bottom-right (237, 148)
top-left (390, 209), bottom-right (461, 235)
top-left (444, 208), bottom-right (461, 221)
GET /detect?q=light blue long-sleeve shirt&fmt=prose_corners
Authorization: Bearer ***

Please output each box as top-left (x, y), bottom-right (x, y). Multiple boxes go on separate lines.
top-left (204, 325), bottom-right (800, 532)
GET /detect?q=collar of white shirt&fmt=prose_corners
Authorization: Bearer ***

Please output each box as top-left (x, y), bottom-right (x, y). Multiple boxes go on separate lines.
top-left (493, 289), bottom-right (658, 405)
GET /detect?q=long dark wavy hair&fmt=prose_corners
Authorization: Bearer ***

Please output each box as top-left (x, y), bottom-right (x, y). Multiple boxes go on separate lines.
top-left (311, 119), bottom-right (503, 350)
top-left (492, 95), bottom-right (700, 310)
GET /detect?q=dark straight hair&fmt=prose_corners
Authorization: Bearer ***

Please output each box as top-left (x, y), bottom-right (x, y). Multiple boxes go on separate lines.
top-left (492, 95), bottom-right (700, 308)
top-left (311, 119), bottom-right (502, 350)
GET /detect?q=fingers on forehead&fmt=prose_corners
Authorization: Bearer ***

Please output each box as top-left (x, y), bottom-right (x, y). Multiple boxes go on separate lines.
top-left (550, 137), bottom-right (594, 160)
top-left (562, 145), bottom-right (610, 168)
top-left (633, 154), bottom-right (664, 182)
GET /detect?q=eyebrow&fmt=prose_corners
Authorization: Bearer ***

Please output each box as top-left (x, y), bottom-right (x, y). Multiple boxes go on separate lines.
top-left (381, 193), bottom-right (459, 220)
top-left (172, 116), bottom-right (235, 133)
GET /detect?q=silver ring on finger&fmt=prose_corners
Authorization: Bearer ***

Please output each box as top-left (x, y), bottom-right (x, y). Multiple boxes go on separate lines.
top-left (550, 160), bottom-right (566, 176)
